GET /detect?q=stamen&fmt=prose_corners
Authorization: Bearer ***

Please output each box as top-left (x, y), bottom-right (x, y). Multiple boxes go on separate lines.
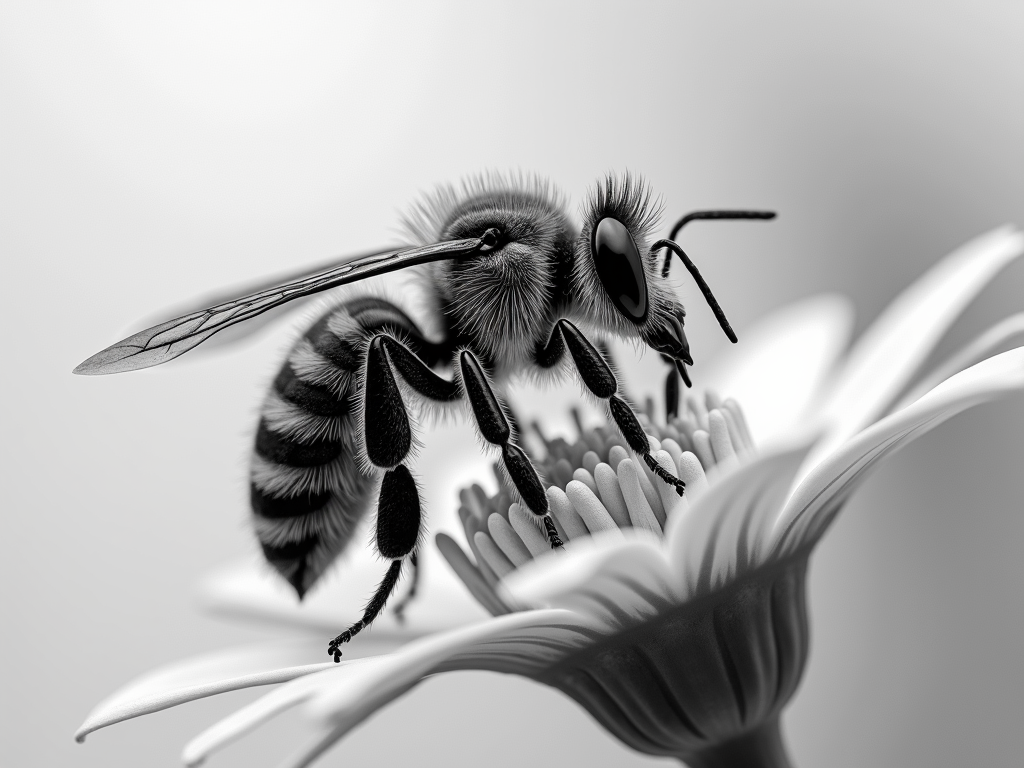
top-left (674, 414), bottom-right (699, 444)
top-left (687, 395), bottom-right (710, 431)
top-left (593, 462), bottom-right (632, 527)
top-left (608, 444), bottom-right (629, 468)
top-left (508, 503), bottom-right (550, 556)
top-left (435, 533), bottom-right (510, 616)
top-left (550, 458), bottom-right (575, 489)
top-left (636, 458), bottom-right (667, 524)
top-left (709, 410), bottom-right (739, 471)
top-left (616, 459), bottom-right (662, 535)
top-left (691, 429), bottom-right (715, 471)
top-left (661, 422), bottom-right (682, 445)
top-left (462, 513), bottom-right (501, 588)
top-left (572, 467), bottom-right (600, 496)
top-left (719, 407), bottom-right (747, 455)
top-left (604, 434), bottom-right (625, 458)
top-left (460, 485), bottom-right (489, 522)
top-left (566, 481), bottom-right (619, 534)
top-left (724, 397), bottom-right (755, 449)
top-left (474, 531), bottom-right (515, 578)
top-left (677, 451), bottom-right (710, 499)
top-left (487, 513), bottom-right (532, 567)
top-left (705, 390), bottom-right (724, 411)
top-left (583, 430), bottom-right (605, 456)
top-left (651, 450), bottom-right (685, 520)
top-left (582, 450), bottom-right (600, 476)
top-left (546, 486), bottom-right (589, 540)
top-left (660, 438), bottom-right (684, 469)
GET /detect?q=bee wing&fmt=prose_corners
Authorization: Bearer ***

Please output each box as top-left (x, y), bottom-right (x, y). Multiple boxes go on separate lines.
top-left (125, 246), bottom-right (401, 354)
top-left (74, 237), bottom-right (482, 375)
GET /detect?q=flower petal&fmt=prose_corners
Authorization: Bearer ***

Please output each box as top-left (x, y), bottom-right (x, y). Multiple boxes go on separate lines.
top-left (75, 640), bottom-right (332, 743)
top-left (434, 533), bottom-right (510, 617)
top-left (774, 346), bottom-right (1024, 555)
top-left (501, 529), bottom-right (671, 628)
top-left (302, 609), bottom-right (596, 729)
top-left (276, 721), bottom-right (351, 768)
top-left (181, 664), bottom-right (355, 766)
top-left (699, 293), bottom-right (855, 443)
top-left (664, 442), bottom-right (813, 599)
top-left (895, 312), bottom-right (1024, 409)
top-left (808, 227), bottom-right (1024, 473)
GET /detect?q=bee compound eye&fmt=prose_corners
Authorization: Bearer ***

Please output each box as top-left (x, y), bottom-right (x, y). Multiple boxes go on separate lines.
top-left (591, 217), bottom-right (648, 323)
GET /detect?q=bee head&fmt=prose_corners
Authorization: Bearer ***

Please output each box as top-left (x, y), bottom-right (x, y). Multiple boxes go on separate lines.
top-left (575, 174), bottom-right (691, 367)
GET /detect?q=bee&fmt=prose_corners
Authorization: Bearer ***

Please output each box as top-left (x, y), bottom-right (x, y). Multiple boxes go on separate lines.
top-left (75, 173), bottom-right (774, 661)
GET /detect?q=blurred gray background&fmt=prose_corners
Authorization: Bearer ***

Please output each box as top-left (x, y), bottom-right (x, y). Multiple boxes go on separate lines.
top-left (2, 2), bottom-right (1023, 766)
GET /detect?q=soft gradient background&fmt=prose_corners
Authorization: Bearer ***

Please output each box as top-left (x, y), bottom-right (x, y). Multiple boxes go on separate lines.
top-left (2, 2), bottom-right (1023, 766)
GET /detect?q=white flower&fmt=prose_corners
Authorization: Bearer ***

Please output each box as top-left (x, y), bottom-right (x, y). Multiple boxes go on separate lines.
top-left (76, 227), bottom-right (1024, 768)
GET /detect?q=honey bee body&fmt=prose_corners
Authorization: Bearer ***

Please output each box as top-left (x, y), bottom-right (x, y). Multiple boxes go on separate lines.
top-left (77, 173), bottom-right (774, 660)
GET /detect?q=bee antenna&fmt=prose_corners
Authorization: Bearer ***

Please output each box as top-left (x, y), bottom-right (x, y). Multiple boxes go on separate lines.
top-left (652, 238), bottom-right (739, 343)
top-left (660, 210), bottom-right (776, 278)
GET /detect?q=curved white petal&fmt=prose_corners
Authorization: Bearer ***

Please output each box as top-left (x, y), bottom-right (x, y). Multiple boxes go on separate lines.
top-left (807, 227), bottom-right (1024, 478)
top-left (895, 312), bottom-right (1024, 409)
top-left (303, 609), bottom-right (594, 728)
top-left (185, 616), bottom-right (590, 768)
top-left (277, 721), bottom-right (351, 768)
top-left (75, 640), bottom-right (331, 742)
top-left (181, 663), bottom-right (364, 766)
top-left (699, 293), bottom-right (855, 443)
top-left (664, 443), bottom-right (813, 599)
top-left (774, 346), bottom-right (1024, 555)
top-left (501, 529), bottom-right (672, 628)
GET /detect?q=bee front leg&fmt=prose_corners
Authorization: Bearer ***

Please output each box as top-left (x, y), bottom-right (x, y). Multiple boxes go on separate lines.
top-left (663, 354), bottom-right (691, 420)
top-left (459, 351), bottom-right (563, 549)
top-left (535, 320), bottom-right (686, 497)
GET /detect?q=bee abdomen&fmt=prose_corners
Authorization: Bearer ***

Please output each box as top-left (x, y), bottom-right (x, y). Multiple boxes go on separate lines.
top-left (273, 364), bottom-right (351, 418)
top-left (249, 297), bottom-right (431, 599)
top-left (254, 419), bottom-right (343, 467)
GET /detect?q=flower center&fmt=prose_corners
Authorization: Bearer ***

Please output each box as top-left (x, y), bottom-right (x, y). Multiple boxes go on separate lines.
top-left (456, 392), bottom-right (754, 584)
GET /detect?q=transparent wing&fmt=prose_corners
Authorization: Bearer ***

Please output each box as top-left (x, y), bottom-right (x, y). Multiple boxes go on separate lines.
top-left (74, 237), bottom-right (482, 375)
top-left (126, 246), bottom-right (400, 354)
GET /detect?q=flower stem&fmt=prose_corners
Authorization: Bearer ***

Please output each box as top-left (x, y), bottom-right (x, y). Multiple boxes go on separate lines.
top-left (681, 719), bottom-right (793, 768)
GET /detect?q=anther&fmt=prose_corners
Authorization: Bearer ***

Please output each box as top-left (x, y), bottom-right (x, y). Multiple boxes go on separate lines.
top-left (643, 453), bottom-right (686, 496)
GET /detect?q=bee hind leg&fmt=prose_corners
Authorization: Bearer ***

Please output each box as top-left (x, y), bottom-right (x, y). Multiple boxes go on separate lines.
top-left (328, 333), bottom-right (459, 660)
top-left (327, 462), bottom-right (422, 661)
top-left (391, 551), bottom-right (419, 623)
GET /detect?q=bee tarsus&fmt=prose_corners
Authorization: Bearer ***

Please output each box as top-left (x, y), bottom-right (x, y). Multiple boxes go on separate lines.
top-left (328, 558), bottom-right (404, 661)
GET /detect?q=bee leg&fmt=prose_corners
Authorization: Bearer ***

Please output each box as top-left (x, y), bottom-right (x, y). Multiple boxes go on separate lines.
top-left (459, 351), bottom-right (563, 549)
top-left (328, 335), bottom-right (453, 660)
top-left (536, 320), bottom-right (686, 497)
top-left (664, 357), bottom-right (692, 421)
top-left (326, 461), bottom-right (422, 661)
top-left (391, 551), bottom-right (419, 623)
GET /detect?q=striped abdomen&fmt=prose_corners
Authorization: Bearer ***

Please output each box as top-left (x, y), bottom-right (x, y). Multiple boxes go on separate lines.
top-left (250, 296), bottom-right (437, 598)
